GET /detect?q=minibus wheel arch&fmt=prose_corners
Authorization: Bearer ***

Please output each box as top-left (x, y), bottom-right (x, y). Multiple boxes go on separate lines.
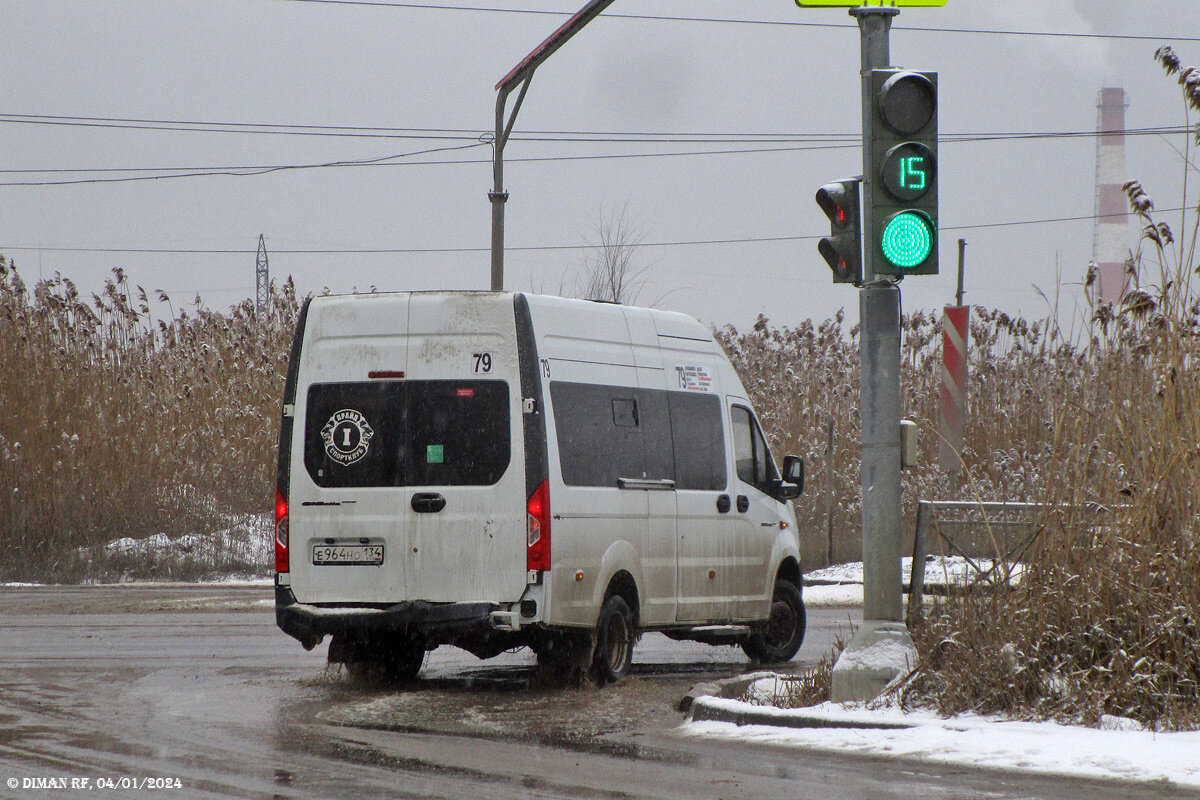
top-left (603, 570), bottom-right (641, 628)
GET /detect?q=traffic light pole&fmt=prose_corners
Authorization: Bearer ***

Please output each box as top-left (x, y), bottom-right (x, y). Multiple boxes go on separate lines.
top-left (830, 5), bottom-right (919, 703)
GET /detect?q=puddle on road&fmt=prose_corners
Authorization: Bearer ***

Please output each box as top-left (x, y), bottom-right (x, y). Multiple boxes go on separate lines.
top-left (316, 659), bottom-right (757, 756)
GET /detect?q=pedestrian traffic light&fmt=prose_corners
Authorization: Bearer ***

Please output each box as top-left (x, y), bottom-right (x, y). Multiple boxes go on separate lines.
top-left (816, 179), bottom-right (862, 284)
top-left (868, 70), bottom-right (937, 276)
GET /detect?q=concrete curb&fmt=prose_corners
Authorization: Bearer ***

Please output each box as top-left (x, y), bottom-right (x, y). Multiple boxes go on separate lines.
top-left (681, 671), bottom-right (917, 731)
top-left (687, 696), bottom-right (916, 730)
top-left (678, 670), bottom-right (777, 713)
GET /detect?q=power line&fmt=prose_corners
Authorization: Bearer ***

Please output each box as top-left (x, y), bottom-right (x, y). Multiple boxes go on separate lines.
top-left (0, 143), bottom-right (861, 186)
top-left (0, 119), bottom-right (1189, 186)
top-left (264, 0), bottom-right (1200, 43)
top-left (0, 112), bottom-right (845, 141)
top-left (0, 138), bottom-right (1117, 186)
top-left (0, 207), bottom-right (1181, 257)
top-left (0, 111), bottom-right (849, 140)
top-left (0, 114), bottom-right (485, 141)
top-left (0, 141), bottom-right (508, 186)
top-left (0, 112), bottom-right (1188, 143)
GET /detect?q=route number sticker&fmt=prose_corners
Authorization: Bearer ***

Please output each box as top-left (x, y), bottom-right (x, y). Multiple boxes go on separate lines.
top-left (676, 365), bottom-right (713, 392)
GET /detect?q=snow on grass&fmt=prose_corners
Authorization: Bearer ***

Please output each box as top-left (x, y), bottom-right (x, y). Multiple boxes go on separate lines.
top-left (803, 556), bottom-right (1022, 607)
top-left (806, 556), bottom-right (1023, 587)
top-left (99, 512), bottom-right (271, 566)
top-left (71, 510), bottom-right (273, 583)
top-left (685, 694), bottom-right (1200, 788)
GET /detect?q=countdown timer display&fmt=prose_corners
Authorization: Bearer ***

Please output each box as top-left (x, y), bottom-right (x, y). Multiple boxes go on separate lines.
top-left (881, 142), bottom-right (936, 202)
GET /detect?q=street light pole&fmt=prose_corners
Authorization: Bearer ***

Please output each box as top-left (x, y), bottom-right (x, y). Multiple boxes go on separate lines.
top-left (488, 0), bottom-right (616, 292)
top-left (490, 78), bottom-right (532, 292)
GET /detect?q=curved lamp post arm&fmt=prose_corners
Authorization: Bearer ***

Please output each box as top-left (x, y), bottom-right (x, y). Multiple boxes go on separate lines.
top-left (489, 0), bottom-right (616, 291)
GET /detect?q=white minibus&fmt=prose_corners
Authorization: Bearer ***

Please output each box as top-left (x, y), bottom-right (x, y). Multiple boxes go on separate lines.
top-left (275, 292), bottom-right (805, 683)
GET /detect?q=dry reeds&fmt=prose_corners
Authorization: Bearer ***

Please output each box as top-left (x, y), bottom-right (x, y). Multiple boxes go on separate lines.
top-left (721, 262), bottom-right (1199, 727)
top-left (717, 304), bottom-right (1078, 567)
top-left (0, 258), bottom-right (299, 582)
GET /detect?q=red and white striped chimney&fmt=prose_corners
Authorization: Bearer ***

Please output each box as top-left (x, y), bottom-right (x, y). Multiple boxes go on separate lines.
top-left (1095, 87), bottom-right (1131, 305)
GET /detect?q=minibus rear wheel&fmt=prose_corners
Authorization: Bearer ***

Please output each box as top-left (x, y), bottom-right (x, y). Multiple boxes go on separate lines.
top-left (340, 634), bottom-right (425, 685)
top-left (591, 595), bottom-right (635, 684)
top-left (742, 580), bottom-right (806, 663)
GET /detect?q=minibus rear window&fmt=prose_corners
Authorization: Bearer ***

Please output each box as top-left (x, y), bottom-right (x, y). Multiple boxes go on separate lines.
top-left (303, 380), bottom-right (510, 487)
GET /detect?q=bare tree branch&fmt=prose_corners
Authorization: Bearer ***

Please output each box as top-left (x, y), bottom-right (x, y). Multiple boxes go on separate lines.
top-left (576, 203), bottom-right (650, 305)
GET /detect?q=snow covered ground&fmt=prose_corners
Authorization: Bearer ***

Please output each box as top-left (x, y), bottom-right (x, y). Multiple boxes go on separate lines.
top-left (55, 512), bottom-right (275, 584)
top-left (806, 555), bottom-right (1024, 588)
top-left (98, 514), bottom-right (271, 568)
top-left (688, 562), bottom-right (1200, 791)
top-left (802, 555), bottom-right (1023, 607)
top-left (686, 686), bottom-right (1200, 789)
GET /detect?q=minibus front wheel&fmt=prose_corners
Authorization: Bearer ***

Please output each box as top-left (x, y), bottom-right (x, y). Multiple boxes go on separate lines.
top-left (742, 580), bottom-right (806, 664)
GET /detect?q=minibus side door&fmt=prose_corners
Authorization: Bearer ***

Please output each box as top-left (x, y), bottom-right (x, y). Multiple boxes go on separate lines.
top-left (728, 403), bottom-right (782, 620)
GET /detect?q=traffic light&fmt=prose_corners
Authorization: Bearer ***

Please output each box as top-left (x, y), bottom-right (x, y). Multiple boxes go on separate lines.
top-left (868, 70), bottom-right (938, 276)
top-left (816, 179), bottom-right (862, 284)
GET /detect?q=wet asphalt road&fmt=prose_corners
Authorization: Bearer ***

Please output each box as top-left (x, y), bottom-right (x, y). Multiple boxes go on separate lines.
top-left (0, 585), bottom-right (1192, 800)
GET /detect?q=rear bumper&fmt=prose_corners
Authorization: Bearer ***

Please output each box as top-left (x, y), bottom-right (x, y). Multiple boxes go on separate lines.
top-left (275, 584), bottom-right (498, 650)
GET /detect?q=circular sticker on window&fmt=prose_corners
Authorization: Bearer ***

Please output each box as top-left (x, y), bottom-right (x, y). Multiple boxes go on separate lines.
top-left (321, 409), bottom-right (375, 466)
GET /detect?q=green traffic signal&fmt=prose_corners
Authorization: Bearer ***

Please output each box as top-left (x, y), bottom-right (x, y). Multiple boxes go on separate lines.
top-left (880, 211), bottom-right (935, 270)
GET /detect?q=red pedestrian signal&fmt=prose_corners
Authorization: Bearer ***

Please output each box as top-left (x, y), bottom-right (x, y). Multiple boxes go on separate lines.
top-left (816, 179), bottom-right (862, 284)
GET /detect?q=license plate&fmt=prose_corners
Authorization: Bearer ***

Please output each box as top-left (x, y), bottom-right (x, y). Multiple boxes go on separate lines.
top-left (312, 544), bottom-right (384, 566)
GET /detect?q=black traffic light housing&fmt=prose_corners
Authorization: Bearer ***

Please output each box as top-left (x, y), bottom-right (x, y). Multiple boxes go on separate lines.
top-left (868, 69), bottom-right (938, 276)
top-left (816, 179), bottom-right (862, 284)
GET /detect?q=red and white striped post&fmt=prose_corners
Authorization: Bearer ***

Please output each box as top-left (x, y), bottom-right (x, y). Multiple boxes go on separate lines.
top-left (939, 305), bottom-right (968, 479)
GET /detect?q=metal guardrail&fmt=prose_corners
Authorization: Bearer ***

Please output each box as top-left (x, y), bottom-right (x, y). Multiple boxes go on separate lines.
top-left (905, 500), bottom-right (1120, 626)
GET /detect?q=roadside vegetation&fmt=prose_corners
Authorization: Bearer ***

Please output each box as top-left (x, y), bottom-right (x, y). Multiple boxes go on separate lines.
top-left (897, 50), bottom-right (1199, 732)
top-left (0, 261), bottom-right (297, 581)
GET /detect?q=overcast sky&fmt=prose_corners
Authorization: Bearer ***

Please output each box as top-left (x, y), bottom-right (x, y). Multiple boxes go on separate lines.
top-left (2, 0), bottom-right (1197, 331)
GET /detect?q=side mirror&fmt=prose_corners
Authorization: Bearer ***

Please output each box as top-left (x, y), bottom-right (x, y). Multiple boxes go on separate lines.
top-left (771, 455), bottom-right (804, 501)
top-left (783, 455), bottom-right (804, 493)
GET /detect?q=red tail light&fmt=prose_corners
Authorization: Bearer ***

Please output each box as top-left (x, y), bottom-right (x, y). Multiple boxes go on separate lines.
top-left (274, 487), bottom-right (290, 573)
top-left (526, 479), bottom-right (551, 572)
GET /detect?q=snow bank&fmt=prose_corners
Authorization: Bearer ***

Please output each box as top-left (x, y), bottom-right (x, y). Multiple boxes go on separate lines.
top-left (685, 698), bottom-right (1200, 788)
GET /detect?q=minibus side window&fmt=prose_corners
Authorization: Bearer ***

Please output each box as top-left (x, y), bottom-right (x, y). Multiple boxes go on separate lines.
top-left (551, 382), bottom-right (645, 487)
top-left (638, 389), bottom-right (674, 483)
top-left (550, 381), bottom-right (722, 490)
top-left (668, 392), bottom-right (726, 491)
top-left (732, 407), bottom-right (755, 487)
